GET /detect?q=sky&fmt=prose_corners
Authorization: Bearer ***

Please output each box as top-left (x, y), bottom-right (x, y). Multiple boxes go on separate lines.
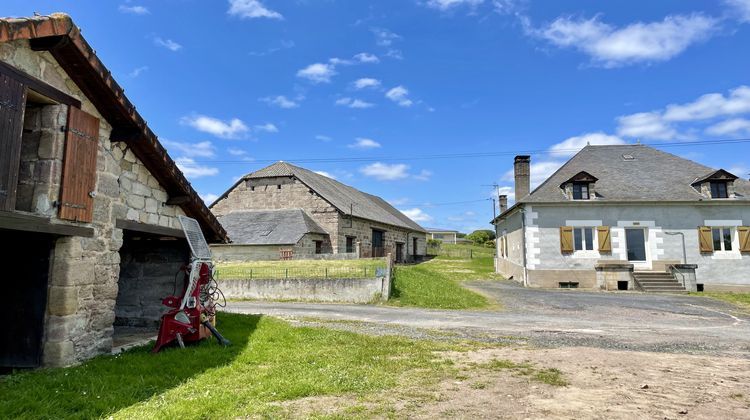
top-left (5, 0), bottom-right (750, 233)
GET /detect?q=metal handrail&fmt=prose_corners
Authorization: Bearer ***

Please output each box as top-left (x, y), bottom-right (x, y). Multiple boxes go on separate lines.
top-left (668, 264), bottom-right (687, 289)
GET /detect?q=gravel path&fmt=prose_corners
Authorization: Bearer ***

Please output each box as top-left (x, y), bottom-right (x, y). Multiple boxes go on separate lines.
top-left (223, 280), bottom-right (750, 357)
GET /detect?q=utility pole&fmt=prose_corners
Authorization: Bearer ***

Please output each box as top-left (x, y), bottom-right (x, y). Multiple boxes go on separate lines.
top-left (482, 183), bottom-right (501, 219)
top-left (491, 197), bottom-right (496, 220)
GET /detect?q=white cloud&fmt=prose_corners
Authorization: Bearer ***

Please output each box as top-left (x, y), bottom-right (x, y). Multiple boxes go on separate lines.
top-left (662, 86), bottom-right (750, 122)
top-left (254, 123), bottom-right (278, 133)
top-left (530, 13), bottom-right (718, 67)
top-left (726, 0), bottom-right (750, 22)
top-left (424, 0), bottom-right (484, 11)
top-left (385, 49), bottom-right (404, 60)
top-left (181, 115), bottom-right (249, 139)
top-left (296, 63), bottom-right (337, 83)
top-left (162, 140), bottom-right (216, 158)
top-left (315, 135), bottom-right (332, 142)
top-left (348, 138), bottom-right (381, 149)
top-left (616, 111), bottom-right (678, 140)
top-left (388, 197), bottom-right (410, 206)
top-left (119, 4), bottom-right (149, 15)
top-left (399, 208), bottom-right (433, 223)
top-left (414, 169), bottom-right (433, 181)
top-left (360, 163), bottom-right (410, 180)
top-left (727, 164), bottom-right (750, 178)
top-left (385, 86), bottom-right (413, 107)
top-left (314, 171), bottom-right (336, 179)
top-left (335, 97), bottom-right (375, 109)
top-left (176, 158), bottom-right (219, 178)
top-left (372, 28), bottom-right (401, 47)
top-left (706, 118), bottom-right (750, 136)
top-left (260, 95), bottom-right (300, 109)
top-left (128, 66), bottom-right (148, 78)
top-left (549, 132), bottom-right (625, 157)
top-left (201, 193), bottom-right (220, 204)
top-left (354, 52), bottom-right (380, 63)
top-left (154, 37), bottom-right (182, 51)
top-left (353, 78), bottom-right (381, 90)
top-left (228, 148), bottom-right (248, 156)
top-left (227, 0), bottom-right (283, 20)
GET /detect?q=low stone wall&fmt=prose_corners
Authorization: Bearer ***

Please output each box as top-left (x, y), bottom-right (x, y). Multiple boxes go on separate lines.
top-left (220, 276), bottom-right (391, 303)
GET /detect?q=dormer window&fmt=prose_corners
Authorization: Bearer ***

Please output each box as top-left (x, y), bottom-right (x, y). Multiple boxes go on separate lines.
top-left (692, 169), bottom-right (738, 199)
top-left (572, 183), bottom-right (589, 200)
top-left (560, 171), bottom-right (598, 201)
top-left (710, 181), bottom-right (728, 199)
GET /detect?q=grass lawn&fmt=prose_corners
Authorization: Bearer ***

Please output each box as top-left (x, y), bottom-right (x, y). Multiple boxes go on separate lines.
top-left (690, 292), bottom-right (750, 312)
top-left (388, 256), bottom-right (501, 310)
top-left (216, 258), bottom-right (386, 280)
top-left (0, 314), bottom-right (459, 419)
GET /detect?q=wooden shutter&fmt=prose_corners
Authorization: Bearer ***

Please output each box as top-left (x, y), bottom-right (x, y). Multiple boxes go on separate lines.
top-left (560, 226), bottom-right (573, 253)
top-left (0, 73), bottom-right (27, 211)
top-left (597, 226), bottom-right (611, 253)
top-left (739, 226), bottom-right (750, 253)
top-left (59, 107), bottom-right (99, 222)
top-left (698, 226), bottom-right (713, 253)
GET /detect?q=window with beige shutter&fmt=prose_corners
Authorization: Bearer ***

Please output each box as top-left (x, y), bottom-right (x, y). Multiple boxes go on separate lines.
top-left (597, 226), bottom-right (611, 252)
top-left (698, 226), bottom-right (713, 253)
top-left (560, 226), bottom-right (573, 253)
top-left (739, 227), bottom-right (750, 253)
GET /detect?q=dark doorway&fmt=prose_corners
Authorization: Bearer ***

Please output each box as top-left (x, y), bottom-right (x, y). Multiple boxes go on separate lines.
top-left (395, 243), bottom-right (404, 263)
top-left (372, 229), bottom-right (384, 257)
top-left (1, 229), bottom-right (55, 368)
top-left (625, 228), bottom-right (647, 262)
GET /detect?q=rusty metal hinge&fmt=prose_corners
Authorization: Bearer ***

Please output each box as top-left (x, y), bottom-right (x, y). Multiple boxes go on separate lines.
top-left (68, 127), bottom-right (97, 142)
top-left (61, 202), bottom-right (87, 209)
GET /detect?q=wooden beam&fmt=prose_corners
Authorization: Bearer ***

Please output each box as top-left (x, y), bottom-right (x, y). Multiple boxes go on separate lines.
top-left (0, 60), bottom-right (81, 108)
top-left (0, 211), bottom-right (94, 237)
top-left (109, 127), bottom-right (142, 143)
top-left (166, 196), bottom-right (191, 206)
top-left (29, 35), bottom-right (69, 52)
top-left (115, 219), bottom-right (186, 238)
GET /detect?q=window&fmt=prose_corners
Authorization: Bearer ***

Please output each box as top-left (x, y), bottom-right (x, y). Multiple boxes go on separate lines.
top-left (314, 240), bottom-right (323, 254)
top-left (277, 184), bottom-right (282, 190)
top-left (710, 181), bottom-right (728, 198)
top-left (572, 183), bottom-right (589, 200)
top-left (573, 227), bottom-right (594, 251)
top-left (712, 227), bottom-right (733, 251)
top-left (346, 236), bottom-right (355, 253)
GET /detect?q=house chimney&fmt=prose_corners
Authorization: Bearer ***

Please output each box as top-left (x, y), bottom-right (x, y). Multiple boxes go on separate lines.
top-left (514, 155), bottom-right (531, 201)
top-left (499, 194), bottom-right (508, 212)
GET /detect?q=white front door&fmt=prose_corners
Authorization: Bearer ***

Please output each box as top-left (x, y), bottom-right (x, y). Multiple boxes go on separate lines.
top-left (625, 228), bottom-right (649, 268)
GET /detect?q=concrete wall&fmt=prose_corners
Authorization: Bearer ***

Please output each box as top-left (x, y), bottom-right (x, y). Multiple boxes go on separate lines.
top-left (220, 276), bottom-right (391, 303)
top-left (2, 40), bottom-right (191, 366)
top-left (495, 202), bottom-right (750, 289)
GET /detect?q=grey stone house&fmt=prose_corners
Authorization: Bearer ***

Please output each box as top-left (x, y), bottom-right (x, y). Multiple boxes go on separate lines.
top-left (492, 145), bottom-right (750, 292)
top-left (0, 14), bottom-right (227, 369)
top-left (212, 209), bottom-right (331, 261)
top-left (211, 161), bottom-right (427, 262)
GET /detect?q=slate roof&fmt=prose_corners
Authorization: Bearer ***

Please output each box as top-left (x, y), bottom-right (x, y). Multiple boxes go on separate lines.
top-left (522, 144), bottom-right (750, 204)
top-left (0, 14), bottom-right (227, 242)
top-left (218, 209), bottom-right (328, 245)
top-left (236, 162), bottom-right (426, 232)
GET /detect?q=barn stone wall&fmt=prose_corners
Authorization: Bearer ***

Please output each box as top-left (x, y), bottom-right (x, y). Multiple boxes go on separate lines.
top-left (2, 40), bottom-right (188, 366)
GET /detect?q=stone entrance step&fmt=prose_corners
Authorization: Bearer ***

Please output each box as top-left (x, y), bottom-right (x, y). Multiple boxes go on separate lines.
top-left (633, 271), bottom-right (687, 293)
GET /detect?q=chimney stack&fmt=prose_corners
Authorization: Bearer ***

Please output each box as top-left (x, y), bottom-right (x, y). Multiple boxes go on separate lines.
top-left (514, 155), bottom-right (531, 201)
top-left (499, 194), bottom-right (508, 213)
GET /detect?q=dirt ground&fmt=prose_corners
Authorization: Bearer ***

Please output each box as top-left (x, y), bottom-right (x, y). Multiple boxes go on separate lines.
top-left (278, 346), bottom-right (750, 419)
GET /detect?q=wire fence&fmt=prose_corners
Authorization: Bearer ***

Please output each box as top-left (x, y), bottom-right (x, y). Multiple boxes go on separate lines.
top-left (426, 246), bottom-right (495, 259)
top-left (216, 265), bottom-right (389, 280)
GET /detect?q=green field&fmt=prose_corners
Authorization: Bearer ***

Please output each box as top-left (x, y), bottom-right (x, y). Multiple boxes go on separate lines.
top-left (389, 255), bottom-right (500, 310)
top-left (690, 292), bottom-right (750, 312)
top-left (216, 258), bottom-right (386, 280)
top-left (0, 314), bottom-right (458, 419)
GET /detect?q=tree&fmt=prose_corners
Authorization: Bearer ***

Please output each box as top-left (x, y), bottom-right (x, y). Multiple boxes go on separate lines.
top-left (466, 229), bottom-right (496, 245)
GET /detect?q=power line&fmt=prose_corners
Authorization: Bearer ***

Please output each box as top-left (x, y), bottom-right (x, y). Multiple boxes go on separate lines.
top-left (192, 137), bottom-right (750, 165)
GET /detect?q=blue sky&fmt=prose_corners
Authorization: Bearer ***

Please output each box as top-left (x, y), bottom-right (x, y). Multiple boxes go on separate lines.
top-left (6, 0), bottom-right (750, 232)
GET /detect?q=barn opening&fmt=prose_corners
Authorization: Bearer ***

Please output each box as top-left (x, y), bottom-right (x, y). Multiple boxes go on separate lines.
top-left (1, 230), bottom-right (56, 370)
top-left (113, 228), bottom-right (190, 349)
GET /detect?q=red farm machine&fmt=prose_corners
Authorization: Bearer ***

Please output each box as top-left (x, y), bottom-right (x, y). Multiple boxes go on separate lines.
top-left (152, 216), bottom-right (231, 352)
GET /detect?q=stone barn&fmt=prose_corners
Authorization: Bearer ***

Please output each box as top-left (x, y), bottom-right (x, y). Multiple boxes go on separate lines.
top-left (211, 161), bottom-right (427, 262)
top-left (0, 14), bottom-right (227, 369)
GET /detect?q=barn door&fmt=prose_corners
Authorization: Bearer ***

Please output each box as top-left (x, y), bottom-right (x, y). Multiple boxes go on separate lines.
top-left (59, 107), bottom-right (99, 222)
top-left (0, 73), bottom-right (27, 211)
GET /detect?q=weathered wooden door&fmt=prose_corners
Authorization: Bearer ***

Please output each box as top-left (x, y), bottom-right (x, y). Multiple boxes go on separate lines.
top-left (58, 107), bottom-right (99, 222)
top-left (1, 230), bottom-right (54, 368)
top-left (0, 73), bottom-right (27, 211)
top-left (372, 229), bottom-right (384, 257)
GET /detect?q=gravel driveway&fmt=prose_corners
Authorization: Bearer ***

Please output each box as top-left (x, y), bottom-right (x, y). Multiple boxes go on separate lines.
top-left (224, 280), bottom-right (750, 357)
